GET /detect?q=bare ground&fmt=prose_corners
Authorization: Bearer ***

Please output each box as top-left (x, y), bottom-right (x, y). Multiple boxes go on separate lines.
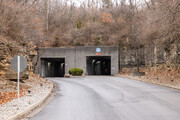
top-left (117, 65), bottom-right (180, 89)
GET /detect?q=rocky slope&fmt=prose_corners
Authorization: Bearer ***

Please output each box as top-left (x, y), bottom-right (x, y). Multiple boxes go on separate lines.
top-left (0, 35), bottom-right (37, 80)
top-left (0, 35), bottom-right (38, 106)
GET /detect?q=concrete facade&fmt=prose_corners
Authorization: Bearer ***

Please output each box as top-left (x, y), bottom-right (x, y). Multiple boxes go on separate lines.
top-left (34, 46), bottom-right (119, 76)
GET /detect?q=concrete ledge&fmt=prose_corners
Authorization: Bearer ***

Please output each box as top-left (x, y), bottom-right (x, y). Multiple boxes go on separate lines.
top-left (8, 82), bottom-right (54, 120)
top-left (64, 74), bottom-right (86, 78)
top-left (64, 74), bottom-right (71, 78)
top-left (70, 74), bottom-right (86, 78)
top-left (70, 76), bottom-right (86, 78)
top-left (132, 72), bottom-right (145, 76)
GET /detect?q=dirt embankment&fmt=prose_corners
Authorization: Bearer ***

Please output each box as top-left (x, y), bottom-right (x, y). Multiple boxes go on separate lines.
top-left (119, 64), bottom-right (180, 89)
top-left (0, 35), bottom-right (37, 105)
top-left (0, 74), bottom-right (53, 120)
top-left (0, 78), bottom-right (30, 105)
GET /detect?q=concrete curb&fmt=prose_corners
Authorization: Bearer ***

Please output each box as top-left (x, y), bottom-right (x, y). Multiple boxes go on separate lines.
top-left (8, 82), bottom-right (54, 120)
top-left (115, 74), bottom-right (180, 90)
top-left (70, 76), bottom-right (86, 78)
top-left (64, 74), bottom-right (86, 78)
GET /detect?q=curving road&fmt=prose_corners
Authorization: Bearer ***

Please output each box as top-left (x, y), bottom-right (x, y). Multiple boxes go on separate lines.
top-left (30, 76), bottom-right (180, 120)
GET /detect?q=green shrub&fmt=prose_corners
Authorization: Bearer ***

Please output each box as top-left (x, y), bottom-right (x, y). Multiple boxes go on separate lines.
top-left (76, 21), bottom-right (82, 29)
top-left (75, 41), bottom-right (81, 46)
top-left (69, 68), bottom-right (83, 76)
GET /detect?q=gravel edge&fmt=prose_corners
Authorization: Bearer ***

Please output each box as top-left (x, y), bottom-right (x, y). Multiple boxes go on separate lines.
top-left (8, 81), bottom-right (54, 120)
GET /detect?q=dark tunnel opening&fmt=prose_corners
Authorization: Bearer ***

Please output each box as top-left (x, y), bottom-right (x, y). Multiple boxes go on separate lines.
top-left (41, 58), bottom-right (65, 77)
top-left (86, 56), bottom-right (111, 75)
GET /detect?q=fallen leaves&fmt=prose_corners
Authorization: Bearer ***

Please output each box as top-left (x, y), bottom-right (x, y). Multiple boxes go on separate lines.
top-left (0, 90), bottom-right (26, 105)
top-left (120, 65), bottom-right (180, 87)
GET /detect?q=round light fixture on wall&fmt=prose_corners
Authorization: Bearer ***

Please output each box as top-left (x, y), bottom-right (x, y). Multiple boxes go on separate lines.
top-left (96, 48), bottom-right (101, 53)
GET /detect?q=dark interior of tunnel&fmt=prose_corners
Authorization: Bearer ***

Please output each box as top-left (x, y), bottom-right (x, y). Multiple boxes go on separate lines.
top-left (41, 58), bottom-right (65, 77)
top-left (86, 56), bottom-right (111, 75)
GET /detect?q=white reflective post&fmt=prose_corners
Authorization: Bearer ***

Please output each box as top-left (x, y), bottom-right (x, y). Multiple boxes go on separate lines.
top-left (17, 56), bottom-right (20, 109)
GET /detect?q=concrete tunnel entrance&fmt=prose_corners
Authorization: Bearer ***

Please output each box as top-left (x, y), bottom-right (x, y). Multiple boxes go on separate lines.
top-left (35, 47), bottom-right (119, 76)
top-left (41, 58), bottom-right (65, 77)
top-left (86, 56), bottom-right (111, 75)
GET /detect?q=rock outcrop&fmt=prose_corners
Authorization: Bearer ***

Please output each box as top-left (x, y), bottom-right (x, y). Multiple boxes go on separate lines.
top-left (120, 43), bottom-right (180, 68)
top-left (0, 36), bottom-right (37, 81)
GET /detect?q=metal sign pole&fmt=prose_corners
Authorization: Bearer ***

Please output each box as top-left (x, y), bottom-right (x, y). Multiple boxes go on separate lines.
top-left (17, 56), bottom-right (20, 109)
top-left (11, 55), bottom-right (27, 109)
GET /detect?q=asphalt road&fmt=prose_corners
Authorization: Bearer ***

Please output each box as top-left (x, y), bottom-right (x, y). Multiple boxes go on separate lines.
top-left (30, 76), bottom-right (180, 120)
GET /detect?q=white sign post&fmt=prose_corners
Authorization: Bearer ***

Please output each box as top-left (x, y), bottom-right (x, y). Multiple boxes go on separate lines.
top-left (17, 56), bottom-right (20, 109)
top-left (11, 55), bottom-right (27, 110)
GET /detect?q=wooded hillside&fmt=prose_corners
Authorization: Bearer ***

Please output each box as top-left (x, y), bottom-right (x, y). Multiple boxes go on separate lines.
top-left (0, 0), bottom-right (179, 46)
top-left (0, 0), bottom-right (179, 69)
